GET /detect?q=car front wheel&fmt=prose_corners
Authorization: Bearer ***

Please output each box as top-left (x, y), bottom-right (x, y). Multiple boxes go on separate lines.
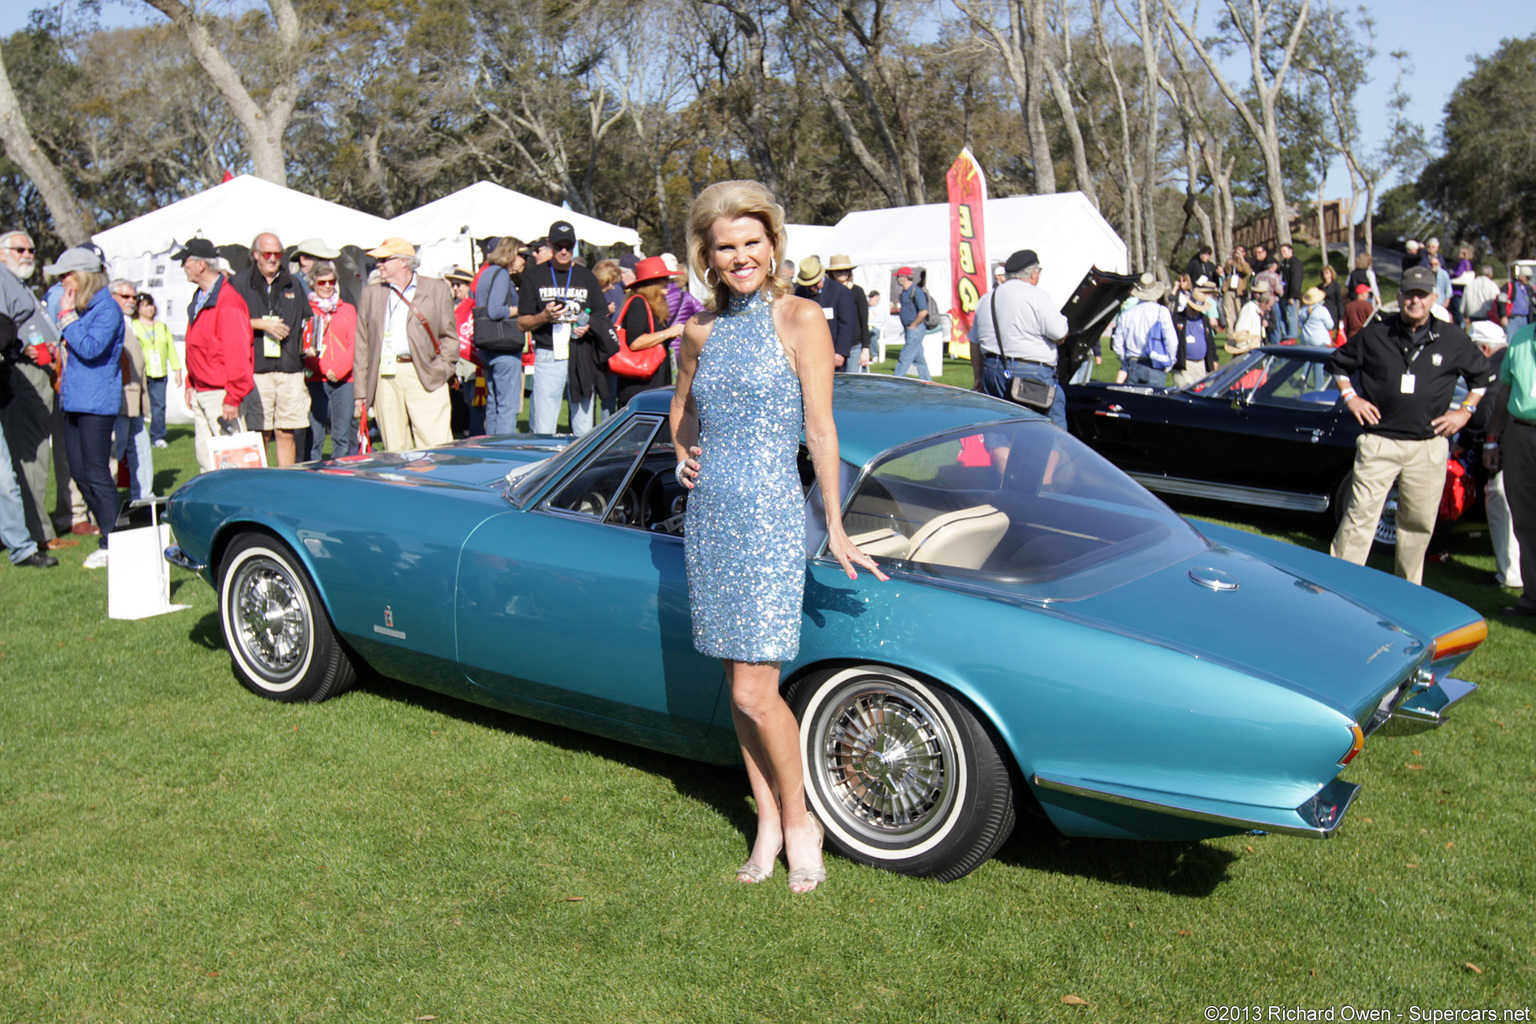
top-left (787, 665), bottom-right (1016, 881)
top-left (218, 532), bottom-right (357, 703)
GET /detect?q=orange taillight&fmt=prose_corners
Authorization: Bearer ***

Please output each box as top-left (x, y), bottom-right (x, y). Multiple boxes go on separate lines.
top-left (1339, 723), bottom-right (1365, 766)
top-left (1433, 619), bottom-right (1488, 661)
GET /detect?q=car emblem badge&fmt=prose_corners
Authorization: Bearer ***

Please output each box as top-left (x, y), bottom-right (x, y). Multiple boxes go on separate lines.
top-left (1188, 567), bottom-right (1239, 592)
top-left (384, 605), bottom-right (393, 627)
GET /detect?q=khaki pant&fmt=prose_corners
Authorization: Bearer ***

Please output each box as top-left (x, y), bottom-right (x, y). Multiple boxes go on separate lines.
top-left (375, 367), bottom-right (451, 451)
top-left (1330, 432), bottom-right (1448, 585)
top-left (190, 388), bottom-right (245, 474)
top-left (1170, 363), bottom-right (1208, 389)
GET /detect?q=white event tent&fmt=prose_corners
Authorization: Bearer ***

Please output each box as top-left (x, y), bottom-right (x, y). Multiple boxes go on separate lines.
top-left (388, 181), bottom-right (643, 275)
top-left (825, 191), bottom-right (1128, 314)
top-left (782, 223), bottom-right (839, 271)
top-left (92, 174), bottom-right (395, 337)
top-left (92, 174), bottom-right (395, 424)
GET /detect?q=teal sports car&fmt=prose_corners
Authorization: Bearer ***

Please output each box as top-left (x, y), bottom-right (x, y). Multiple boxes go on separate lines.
top-left (164, 375), bottom-right (1486, 881)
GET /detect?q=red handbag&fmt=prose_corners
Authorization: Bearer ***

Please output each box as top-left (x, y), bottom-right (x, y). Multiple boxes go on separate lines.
top-left (609, 295), bottom-right (667, 379)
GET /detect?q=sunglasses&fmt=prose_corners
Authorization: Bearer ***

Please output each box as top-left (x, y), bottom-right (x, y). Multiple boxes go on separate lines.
top-left (115, 292), bottom-right (136, 300)
top-left (313, 279), bottom-right (337, 286)
top-left (552, 242), bottom-right (574, 252)
top-left (8, 245), bottom-right (35, 254)
top-left (256, 250), bottom-right (284, 259)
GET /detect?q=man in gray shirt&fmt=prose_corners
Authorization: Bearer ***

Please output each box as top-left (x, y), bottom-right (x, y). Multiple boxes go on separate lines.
top-left (972, 248), bottom-right (1070, 428)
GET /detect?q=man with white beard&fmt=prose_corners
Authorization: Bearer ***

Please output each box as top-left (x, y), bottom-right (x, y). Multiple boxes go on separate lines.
top-left (0, 228), bottom-right (69, 552)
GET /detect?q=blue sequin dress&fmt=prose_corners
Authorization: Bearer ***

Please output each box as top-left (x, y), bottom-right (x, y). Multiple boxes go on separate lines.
top-left (684, 289), bottom-right (805, 662)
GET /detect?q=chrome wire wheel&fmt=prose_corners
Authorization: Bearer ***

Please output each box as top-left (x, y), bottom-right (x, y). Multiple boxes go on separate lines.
top-left (817, 683), bottom-right (957, 842)
top-left (218, 533), bottom-right (354, 703)
top-left (231, 557), bottom-right (311, 683)
top-left (791, 665), bottom-right (1014, 879)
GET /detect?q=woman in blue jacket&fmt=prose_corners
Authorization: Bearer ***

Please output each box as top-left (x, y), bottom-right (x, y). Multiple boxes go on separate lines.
top-left (51, 248), bottom-right (126, 569)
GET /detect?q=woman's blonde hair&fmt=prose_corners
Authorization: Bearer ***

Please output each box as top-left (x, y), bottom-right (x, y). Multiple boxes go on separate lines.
top-left (1355, 251), bottom-right (1372, 269)
top-left (71, 270), bottom-right (108, 310)
top-left (488, 235), bottom-right (524, 270)
top-left (592, 258), bottom-right (621, 291)
top-left (687, 180), bottom-right (787, 311)
top-left (1320, 263), bottom-right (1336, 283)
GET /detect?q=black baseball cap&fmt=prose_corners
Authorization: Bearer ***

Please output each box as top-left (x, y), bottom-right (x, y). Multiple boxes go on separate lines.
top-left (1400, 266), bottom-right (1437, 295)
top-left (171, 238), bottom-right (220, 262)
top-left (549, 221), bottom-right (577, 246)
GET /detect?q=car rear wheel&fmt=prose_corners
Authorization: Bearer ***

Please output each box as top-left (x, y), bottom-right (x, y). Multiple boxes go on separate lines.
top-left (786, 665), bottom-right (1015, 881)
top-left (218, 532), bottom-right (357, 703)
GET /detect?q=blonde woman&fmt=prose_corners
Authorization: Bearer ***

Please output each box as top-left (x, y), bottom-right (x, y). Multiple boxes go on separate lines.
top-left (670, 180), bottom-right (886, 893)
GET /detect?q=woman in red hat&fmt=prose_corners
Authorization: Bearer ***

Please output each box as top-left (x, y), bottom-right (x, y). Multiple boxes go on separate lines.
top-left (610, 255), bottom-right (681, 408)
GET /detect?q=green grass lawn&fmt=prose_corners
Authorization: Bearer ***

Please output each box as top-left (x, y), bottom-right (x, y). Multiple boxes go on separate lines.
top-left (2, 417), bottom-right (1533, 1023)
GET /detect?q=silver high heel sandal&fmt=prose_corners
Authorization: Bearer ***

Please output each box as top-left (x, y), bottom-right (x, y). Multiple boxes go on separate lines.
top-left (787, 818), bottom-right (826, 893)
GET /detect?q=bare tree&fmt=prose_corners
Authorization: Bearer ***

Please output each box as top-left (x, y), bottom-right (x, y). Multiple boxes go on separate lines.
top-left (138, 0), bottom-right (304, 185)
top-left (1164, 0), bottom-right (1311, 246)
top-left (785, 0), bottom-right (926, 206)
top-left (695, 0), bottom-right (788, 195)
top-left (956, 0), bottom-right (1055, 194)
top-left (1089, 0), bottom-right (1144, 265)
top-left (0, 41), bottom-right (97, 241)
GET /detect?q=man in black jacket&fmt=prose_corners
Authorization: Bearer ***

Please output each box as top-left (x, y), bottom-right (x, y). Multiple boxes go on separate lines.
top-left (1328, 265), bottom-right (1496, 584)
top-left (1278, 242), bottom-right (1304, 342)
top-left (794, 256), bottom-right (860, 371)
top-left (828, 255), bottom-right (869, 372)
top-left (232, 232), bottom-right (310, 465)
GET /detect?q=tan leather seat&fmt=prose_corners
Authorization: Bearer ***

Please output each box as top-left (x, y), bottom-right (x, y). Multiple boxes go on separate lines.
top-left (853, 505), bottom-right (1010, 570)
top-left (907, 504), bottom-right (1009, 569)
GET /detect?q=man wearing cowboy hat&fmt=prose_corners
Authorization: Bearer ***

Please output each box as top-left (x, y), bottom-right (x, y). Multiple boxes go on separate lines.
top-left (827, 255), bottom-right (870, 372)
top-left (794, 255), bottom-right (861, 372)
top-left (354, 236), bottom-right (458, 451)
top-left (1297, 285), bottom-right (1336, 347)
top-left (1170, 278), bottom-right (1219, 388)
top-left (1112, 273), bottom-right (1176, 386)
top-left (1224, 280), bottom-right (1274, 358)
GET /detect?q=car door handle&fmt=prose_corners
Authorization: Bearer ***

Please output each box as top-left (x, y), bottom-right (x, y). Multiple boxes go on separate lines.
top-left (1294, 427), bottom-right (1324, 442)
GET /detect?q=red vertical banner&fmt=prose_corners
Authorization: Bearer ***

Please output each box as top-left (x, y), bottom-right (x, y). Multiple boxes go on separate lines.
top-left (946, 148), bottom-right (988, 360)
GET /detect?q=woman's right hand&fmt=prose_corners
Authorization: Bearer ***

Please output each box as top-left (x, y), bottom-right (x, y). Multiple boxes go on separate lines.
top-left (676, 445), bottom-right (702, 489)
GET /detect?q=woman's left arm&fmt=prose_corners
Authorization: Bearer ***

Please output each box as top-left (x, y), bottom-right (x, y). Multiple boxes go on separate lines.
top-left (629, 322), bottom-right (686, 351)
top-left (782, 298), bottom-right (888, 582)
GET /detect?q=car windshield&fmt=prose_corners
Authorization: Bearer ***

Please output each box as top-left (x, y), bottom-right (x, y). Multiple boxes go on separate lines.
top-left (1185, 350), bottom-right (1340, 407)
top-left (843, 420), bottom-right (1202, 584)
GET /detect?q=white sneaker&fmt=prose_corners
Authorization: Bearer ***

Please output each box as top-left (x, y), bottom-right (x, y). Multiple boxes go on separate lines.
top-left (152, 439), bottom-right (168, 449)
top-left (83, 548), bottom-right (109, 569)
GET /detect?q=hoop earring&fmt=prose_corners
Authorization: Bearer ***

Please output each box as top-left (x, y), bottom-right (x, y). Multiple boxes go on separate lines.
top-left (705, 268), bottom-right (721, 288)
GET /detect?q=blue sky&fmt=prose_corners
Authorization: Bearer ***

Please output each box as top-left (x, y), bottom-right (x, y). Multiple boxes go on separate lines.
top-left (0, 0), bottom-right (1518, 198)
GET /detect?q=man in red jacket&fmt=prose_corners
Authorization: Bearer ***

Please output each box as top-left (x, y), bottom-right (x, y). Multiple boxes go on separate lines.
top-left (175, 239), bottom-right (255, 472)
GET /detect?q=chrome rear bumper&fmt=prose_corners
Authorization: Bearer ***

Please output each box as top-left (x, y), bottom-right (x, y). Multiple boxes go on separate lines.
top-left (1394, 677), bottom-right (1478, 725)
top-left (164, 544), bottom-right (207, 573)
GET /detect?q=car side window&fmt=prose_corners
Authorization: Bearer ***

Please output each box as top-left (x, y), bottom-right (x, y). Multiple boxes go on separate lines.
top-left (543, 417), bottom-right (690, 535)
top-left (1252, 359), bottom-right (1339, 409)
top-left (546, 418), bottom-right (660, 521)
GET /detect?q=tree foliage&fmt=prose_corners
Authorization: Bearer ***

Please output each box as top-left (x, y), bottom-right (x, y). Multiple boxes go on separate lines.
top-left (1417, 34), bottom-right (1536, 258)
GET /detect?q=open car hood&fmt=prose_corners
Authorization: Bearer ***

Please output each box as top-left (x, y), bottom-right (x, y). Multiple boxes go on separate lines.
top-left (1057, 267), bottom-right (1139, 380)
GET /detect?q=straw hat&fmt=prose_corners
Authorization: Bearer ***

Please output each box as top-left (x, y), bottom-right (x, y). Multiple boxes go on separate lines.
top-left (1301, 286), bottom-right (1326, 306)
top-left (827, 254), bottom-right (856, 272)
top-left (1130, 272), bottom-right (1165, 302)
top-left (795, 255), bottom-right (826, 288)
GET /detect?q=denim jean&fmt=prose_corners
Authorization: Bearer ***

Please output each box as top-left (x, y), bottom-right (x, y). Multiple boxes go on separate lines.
top-left (307, 378), bottom-right (355, 460)
top-left (980, 358), bottom-right (1066, 429)
top-left (112, 414), bottom-right (154, 499)
top-left (530, 348), bottom-right (595, 436)
top-left (483, 352), bottom-right (525, 435)
top-left (65, 411), bottom-right (118, 548)
top-left (0, 420), bottom-right (39, 562)
top-left (843, 344), bottom-right (865, 373)
top-left (1121, 360), bottom-right (1167, 388)
top-left (146, 375), bottom-right (168, 443)
top-left (1508, 315), bottom-right (1530, 341)
top-left (895, 325), bottom-right (932, 380)
top-left (1278, 299), bottom-right (1299, 341)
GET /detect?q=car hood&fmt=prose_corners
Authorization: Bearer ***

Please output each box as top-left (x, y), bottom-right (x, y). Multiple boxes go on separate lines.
top-left (296, 436), bottom-right (568, 492)
top-left (1061, 540), bottom-right (1429, 722)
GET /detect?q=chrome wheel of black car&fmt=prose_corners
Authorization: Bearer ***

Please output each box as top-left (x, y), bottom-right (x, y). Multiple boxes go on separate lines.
top-left (787, 665), bottom-right (1015, 881)
top-left (218, 532), bottom-right (357, 703)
